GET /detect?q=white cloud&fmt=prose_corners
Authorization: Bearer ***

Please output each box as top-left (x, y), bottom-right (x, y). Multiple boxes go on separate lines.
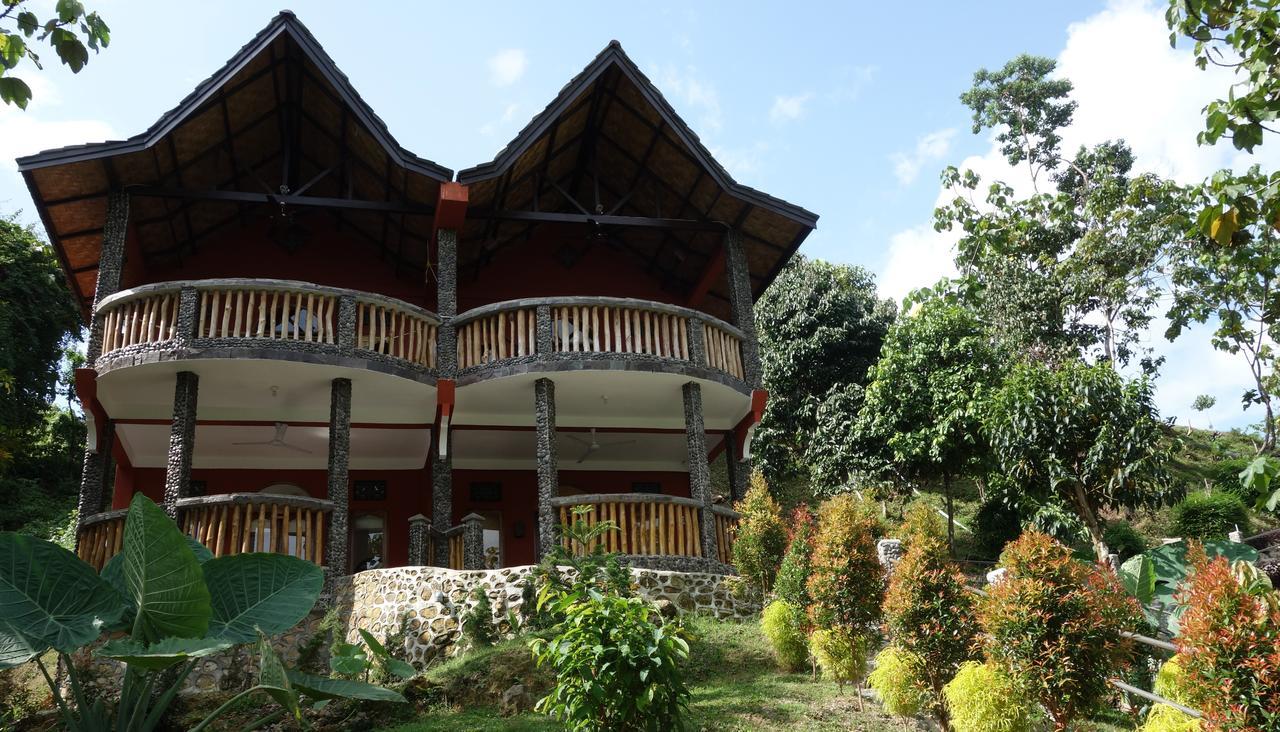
top-left (650, 64), bottom-right (722, 133)
top-left (710, 141), bottom-right (770, 182)
top-left (876, 0), bottom-right (1279, 429)
top-left (890, 128), bottom-right (956, 185)
top-left (479, 103), bottom-right (521, 137)
top-left (487, 49), bottom-right (528, 87)
top-left (769, 93), bottom-right (812, 124)
top-left (826, 64), bottom-right (877, 104)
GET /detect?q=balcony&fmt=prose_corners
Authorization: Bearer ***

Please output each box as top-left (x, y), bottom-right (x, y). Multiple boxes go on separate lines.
top-left (94, 279), bottom-right (441, 381)
top-left (453, 297), bottom-right (748, 387)
top-left (550, 493), bottom-right (740, 566)
top-left (76, 493), bottom-right (334, 570)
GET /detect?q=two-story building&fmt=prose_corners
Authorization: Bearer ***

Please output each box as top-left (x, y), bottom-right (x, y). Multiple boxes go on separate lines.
top-left (18, 12), bottom-right (816, 578)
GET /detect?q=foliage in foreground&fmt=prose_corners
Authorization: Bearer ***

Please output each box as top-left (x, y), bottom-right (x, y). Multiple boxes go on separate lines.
top-left (979, 532), bottom-right (1139, 731)
top-left (771, 505), bottom-right (816, 611)
top-left (1172, 491), bottom-right (1249, 539)
top-left (1176, 554), bottom-right (1280, 732)
top-left (866, 646), bottom-right (924, 717)
top-left (808, 627), bottom-right (871, 696)
top-left (1138, 656), bottom-right (1201, 732)
top-left (0, 493), bottom-right (402, 731)
top-left (760, 600), bottom-right (809, 673)
top-left (731, 471), bottom-right (788, 600)
top-left (942, 661), bottom-right (1037, 732)
top-left (806, 493), bottom-right (883, 631)
top-left (0, 0), bottom-right (111, 109)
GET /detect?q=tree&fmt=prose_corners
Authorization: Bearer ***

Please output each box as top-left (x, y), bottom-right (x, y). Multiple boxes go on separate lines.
top-left (852, 288), bottom-right (1001, 553)
top-left (753, 256), bottom-right (895, 482)
top-left (983, 360), bottom-right (1174, 562)
top-left (1192, 394), bottom-right (1217, 430)
top-left (0, 0), bottom-right (111, 109)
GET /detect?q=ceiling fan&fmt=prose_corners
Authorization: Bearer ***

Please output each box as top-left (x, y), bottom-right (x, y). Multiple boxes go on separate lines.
top-left (565, 428), bottom-right (635, 464)
top-left (231, 422), bottom-right (312, 453)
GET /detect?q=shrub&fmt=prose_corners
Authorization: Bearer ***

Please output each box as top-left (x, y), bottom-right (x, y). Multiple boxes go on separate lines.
top-left (979, 532), bottom-right (1139, 730)
top-left (867, 647), bottom-right (924, 717)
top-left (942, 661), bottom-right (1038, 732)
top-left (974, 499), bottom-right (1021, 558)
top-left (461, 585), bottom-right (498, 649)
top-left (806, 493), bottom-right (884, 631)
top-left (1212, 457), bottom-right (1257, 503)
top-left (529, 593), bottom-right (689, 731)
top-left (731, 471), bottom-right (788, 600)
top-left (882, 535), bottom-right (978, 724)
top-left (1138, 656), bottom-right (1201, 732)
top-left (1176, 555), bottom-right (1280, 732)
top-left (1104, 519), bottom-right (1146, 561)
top-left (771, 505), bottom-right (815, 610)
top-left (897, 500), bottom-right (946, 548)
top-left (760, 600), bottom-right (809, 672)
top-left (1172, 492), bottom-right (1248, 540)
top-left (809, 627), bottom-right (871, 694)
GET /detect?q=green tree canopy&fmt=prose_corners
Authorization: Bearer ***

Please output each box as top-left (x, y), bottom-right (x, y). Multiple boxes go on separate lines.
top-left (0, 0), bottom-right (110, 109)
top-left (752, 255), bottom-right (895, 482)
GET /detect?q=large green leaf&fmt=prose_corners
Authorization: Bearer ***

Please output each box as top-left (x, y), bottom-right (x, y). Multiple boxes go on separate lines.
top-left (286, 668), bottom-right (406, 703)
top-left (1119, 555), bottom-right (1155, 605)
top-left (0, 532), bottom-right (124, 667)
top-left (101, 534), bottom-right (212, 632)
top-left (258, 634), bottom-right (301, 721)
top-left (358, 628), bottom-right (415, 679)
top-left (204, 553), bottom-right (322, 643)
top-left (95, 636), bottom-right (232, 670)
top-left (122, 494), bottom-right (211, 642)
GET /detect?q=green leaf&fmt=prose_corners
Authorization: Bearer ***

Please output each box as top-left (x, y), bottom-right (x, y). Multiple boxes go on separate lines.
top-left (0, 76), bottom-right (31, 109)
top-left (16, 12), bottom-right (38, 36)
top-left (0, 34), bottom-right (25, 69)
top-left (54, 0), bottom-right (84, 22)
top-left (329, 642), bottom-right (369, 677)
top-left (204, 553), bottom-right (322, 643)
top-left (285, 669), bottom-right (406, 703)
top-left (122, 494), bottom-right (211, 642)
top-left (1118, 555), bottom-right (1155, 605)
top-left (0, 532), bottom-right (124, 667)
top-left (95, 636), bottom-right (233, 670)
top-left (258, 633), bottom-right (301, 720)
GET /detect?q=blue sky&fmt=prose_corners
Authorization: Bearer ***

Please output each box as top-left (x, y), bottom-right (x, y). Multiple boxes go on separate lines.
top-left (1, 0), bottom-right (1272, 434)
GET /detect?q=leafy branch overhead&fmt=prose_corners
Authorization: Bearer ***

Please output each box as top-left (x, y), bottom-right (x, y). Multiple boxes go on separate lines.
top-left (0, 0), bottom-right (110, 109)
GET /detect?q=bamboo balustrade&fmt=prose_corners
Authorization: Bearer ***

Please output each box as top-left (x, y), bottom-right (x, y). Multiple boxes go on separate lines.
top-left (355, 299), bottom-right (438, 368)
top-left (545, 304), bottom-right (691, 361)
top-left (550, 494), bottom-right (709, 558)
top-left (174, 494), bottom-right (333, 565)
top-left (76, 510), bottom-right (128, 571)
top-left (196, 285), bottom-right (339, 343)
top-left (100, 292), bottom-right (181, 353)
top-left (447, 531), bottom-right (464, 570)
top-left (456, 307), bottom-right (539, 369)
top-left (711, 507), bottom-right (739, 565)
top-left (702, 322), bottom-right (745, 381)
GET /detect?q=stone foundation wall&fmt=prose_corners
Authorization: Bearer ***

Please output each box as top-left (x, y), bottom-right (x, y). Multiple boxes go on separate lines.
top-left (333, 564), bottom-right (759, 666)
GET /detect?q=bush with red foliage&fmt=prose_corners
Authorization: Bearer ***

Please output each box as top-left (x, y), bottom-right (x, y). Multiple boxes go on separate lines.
top-left (1176, 551), bottom-right (1280, 732)
top-left (806, 493), bottom-right (884, 631)
top-left (978, 532), bottom-right (1139, 731)
top-left (772, 505), bottom-right (817, 612)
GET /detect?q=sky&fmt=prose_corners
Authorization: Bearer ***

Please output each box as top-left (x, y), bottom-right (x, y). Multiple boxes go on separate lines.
top-left (0, 0), bottom-right (1273, 433)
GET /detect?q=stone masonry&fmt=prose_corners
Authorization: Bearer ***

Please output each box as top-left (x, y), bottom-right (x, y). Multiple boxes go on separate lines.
top-left (326, 378), bottom-right (352, 577)
top-left (682, 382), bottom-right (718, 560)
top-left (534, 377), bottom-right (558, 558)
top-left (162, 371), bottom-right (199, 519)
top-left (724, 229), bottom-right (762, 388)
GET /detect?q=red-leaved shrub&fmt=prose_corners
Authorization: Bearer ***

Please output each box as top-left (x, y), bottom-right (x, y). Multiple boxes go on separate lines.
top-left (1176, 551), bottom-right (1280, 732)
top-left (806, 493), bottom-right (884, 632)
top-left (979, 532), bottom-right (1138, 731)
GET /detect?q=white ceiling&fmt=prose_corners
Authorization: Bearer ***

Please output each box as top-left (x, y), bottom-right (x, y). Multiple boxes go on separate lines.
top-left (452, 428), bottom-right (722, 472)
top-left (117, 423), bottom-right (431, 470)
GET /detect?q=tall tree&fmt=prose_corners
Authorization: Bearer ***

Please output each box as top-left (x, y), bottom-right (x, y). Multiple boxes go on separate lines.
top-left (0, 0), bottom-right (111, 109)
top-left (851, 286), bottom-right (1002, 553)
top-left (983, 360), bottom-right (1174, 562)
top-left (752, 256), bottom-right (895, 482)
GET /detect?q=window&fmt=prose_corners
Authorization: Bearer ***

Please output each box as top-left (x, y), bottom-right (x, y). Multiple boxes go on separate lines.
top-left (475, 510), bottom-right (503, 569)
top-left (469, 482), bottom-right (502, 502)
top-left (353, 480), bottom-right (387, 501)
top-left (631, 481), bottom-right (662, 494)
top-left (351, 513), bottom-right (386, 572)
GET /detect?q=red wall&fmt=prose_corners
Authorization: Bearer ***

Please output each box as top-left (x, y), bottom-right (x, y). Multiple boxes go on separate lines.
top-left (113, 463), bottom-right (431, 568)
top-left (130, 220), bottom-right (434, 310)
top-left (451, 469), bottom-right (691, 566)
top-left (458, 224), bottom-right (682, 312)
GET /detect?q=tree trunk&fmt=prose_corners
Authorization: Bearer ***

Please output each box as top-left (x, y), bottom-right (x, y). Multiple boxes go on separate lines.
top-left (943, 472), bottom-right (956, 558)
top-left (1069, 481), bottom-right (1109, 564)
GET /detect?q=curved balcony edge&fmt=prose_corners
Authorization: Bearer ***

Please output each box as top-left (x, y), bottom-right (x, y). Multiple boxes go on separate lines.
top-left (454, 296), bottom-right (745, 339)
top-left (455, 352), bottom-right (749, 393)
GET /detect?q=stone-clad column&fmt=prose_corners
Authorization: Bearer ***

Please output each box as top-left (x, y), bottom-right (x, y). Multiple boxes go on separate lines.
top-left (407, 514), bottom-right (431, 566)
top-left (77, 192), bottom-right (129, 543)
top-left (162, 371), bottom-right (199, 519)
top-left (724, 433), bottom-right (750, 503)
top-left (326, 378), bottom-right (352, 575)
top-left (431, 446), bottom-right (452, 567)
top-left (436, 229), bottom-right (458, 373)
top-left (534, 378), bottom-right (559, 559)
top-left (724, 229), bottom-right (762, 387)
top-left (462, 513), bottom-right (485, 569)
top-left (686, 317), bottom-right (707, 366)
top-left (683, 382), bottom-right (718, 562)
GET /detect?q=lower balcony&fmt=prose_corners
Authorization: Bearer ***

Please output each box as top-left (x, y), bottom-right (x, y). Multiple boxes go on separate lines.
top-left (550, 493), bottom-right (740, 567)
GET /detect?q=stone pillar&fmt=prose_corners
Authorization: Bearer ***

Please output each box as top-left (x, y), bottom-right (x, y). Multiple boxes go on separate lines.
top-left (682, 382), bottom-right (718, 562)
top-left (326, 378), bottom-right (352, 575)
top-left (162, 371), bottom-right (199, 519)
top-left (74, 420), bottom-right (116, 544)
top-left (337, 295), bottom-right (356, 354)
top-left (724, 229), bottom-right (762, 387)
top-left (535, 305), bottom-right (553, 354)
top-left (724, 433), bottom-right (749, 503)
top-left (436, 229), bottom-right (458, 373)
top-left (431, 446), bottom-right (452, 568)
top-left (407, 514), bottom-right (431, 566)
top-left (686, 316), bottom-right (707, 366)
top-left (86, 191), bottom-right (130, 362)
top-left (534, 377), bottom-right (559, 559)
top-left (175, 287), bottom-right (198, 347)
top-left (462, 513), bottom-right (485, 569)
top-left (877, 538), bottom-right (905, 577)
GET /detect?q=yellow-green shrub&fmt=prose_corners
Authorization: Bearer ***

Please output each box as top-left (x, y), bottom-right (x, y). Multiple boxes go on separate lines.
top-left (942, 661), bottom-right (1038, 732)
top-left (760, 600), bottom-right (808, 672)
top-left (1153, 656), bottom-right (1192, 705)
top-left (1140, 705), bottom-right (1201, 732)
top-left (809, 627), bottom-right (871, 692)
top-left (867, 646), bottom-right (925, 717)
top-left (897, 500), bottom-right (946, 547)
top-left (806, 493), bottom-right (883, 630)
top-left (731, 472), bottom-right (788, 599)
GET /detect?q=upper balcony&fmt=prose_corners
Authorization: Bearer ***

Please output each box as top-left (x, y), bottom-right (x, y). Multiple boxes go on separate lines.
top-left (453, 296), bottom-right (749, 391)
top-left (94, 278), bottom-right (441, 383)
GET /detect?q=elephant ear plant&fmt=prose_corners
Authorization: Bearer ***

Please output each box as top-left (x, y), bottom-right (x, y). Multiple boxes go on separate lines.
top-left (0, 494), bottom-right (404, 731)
